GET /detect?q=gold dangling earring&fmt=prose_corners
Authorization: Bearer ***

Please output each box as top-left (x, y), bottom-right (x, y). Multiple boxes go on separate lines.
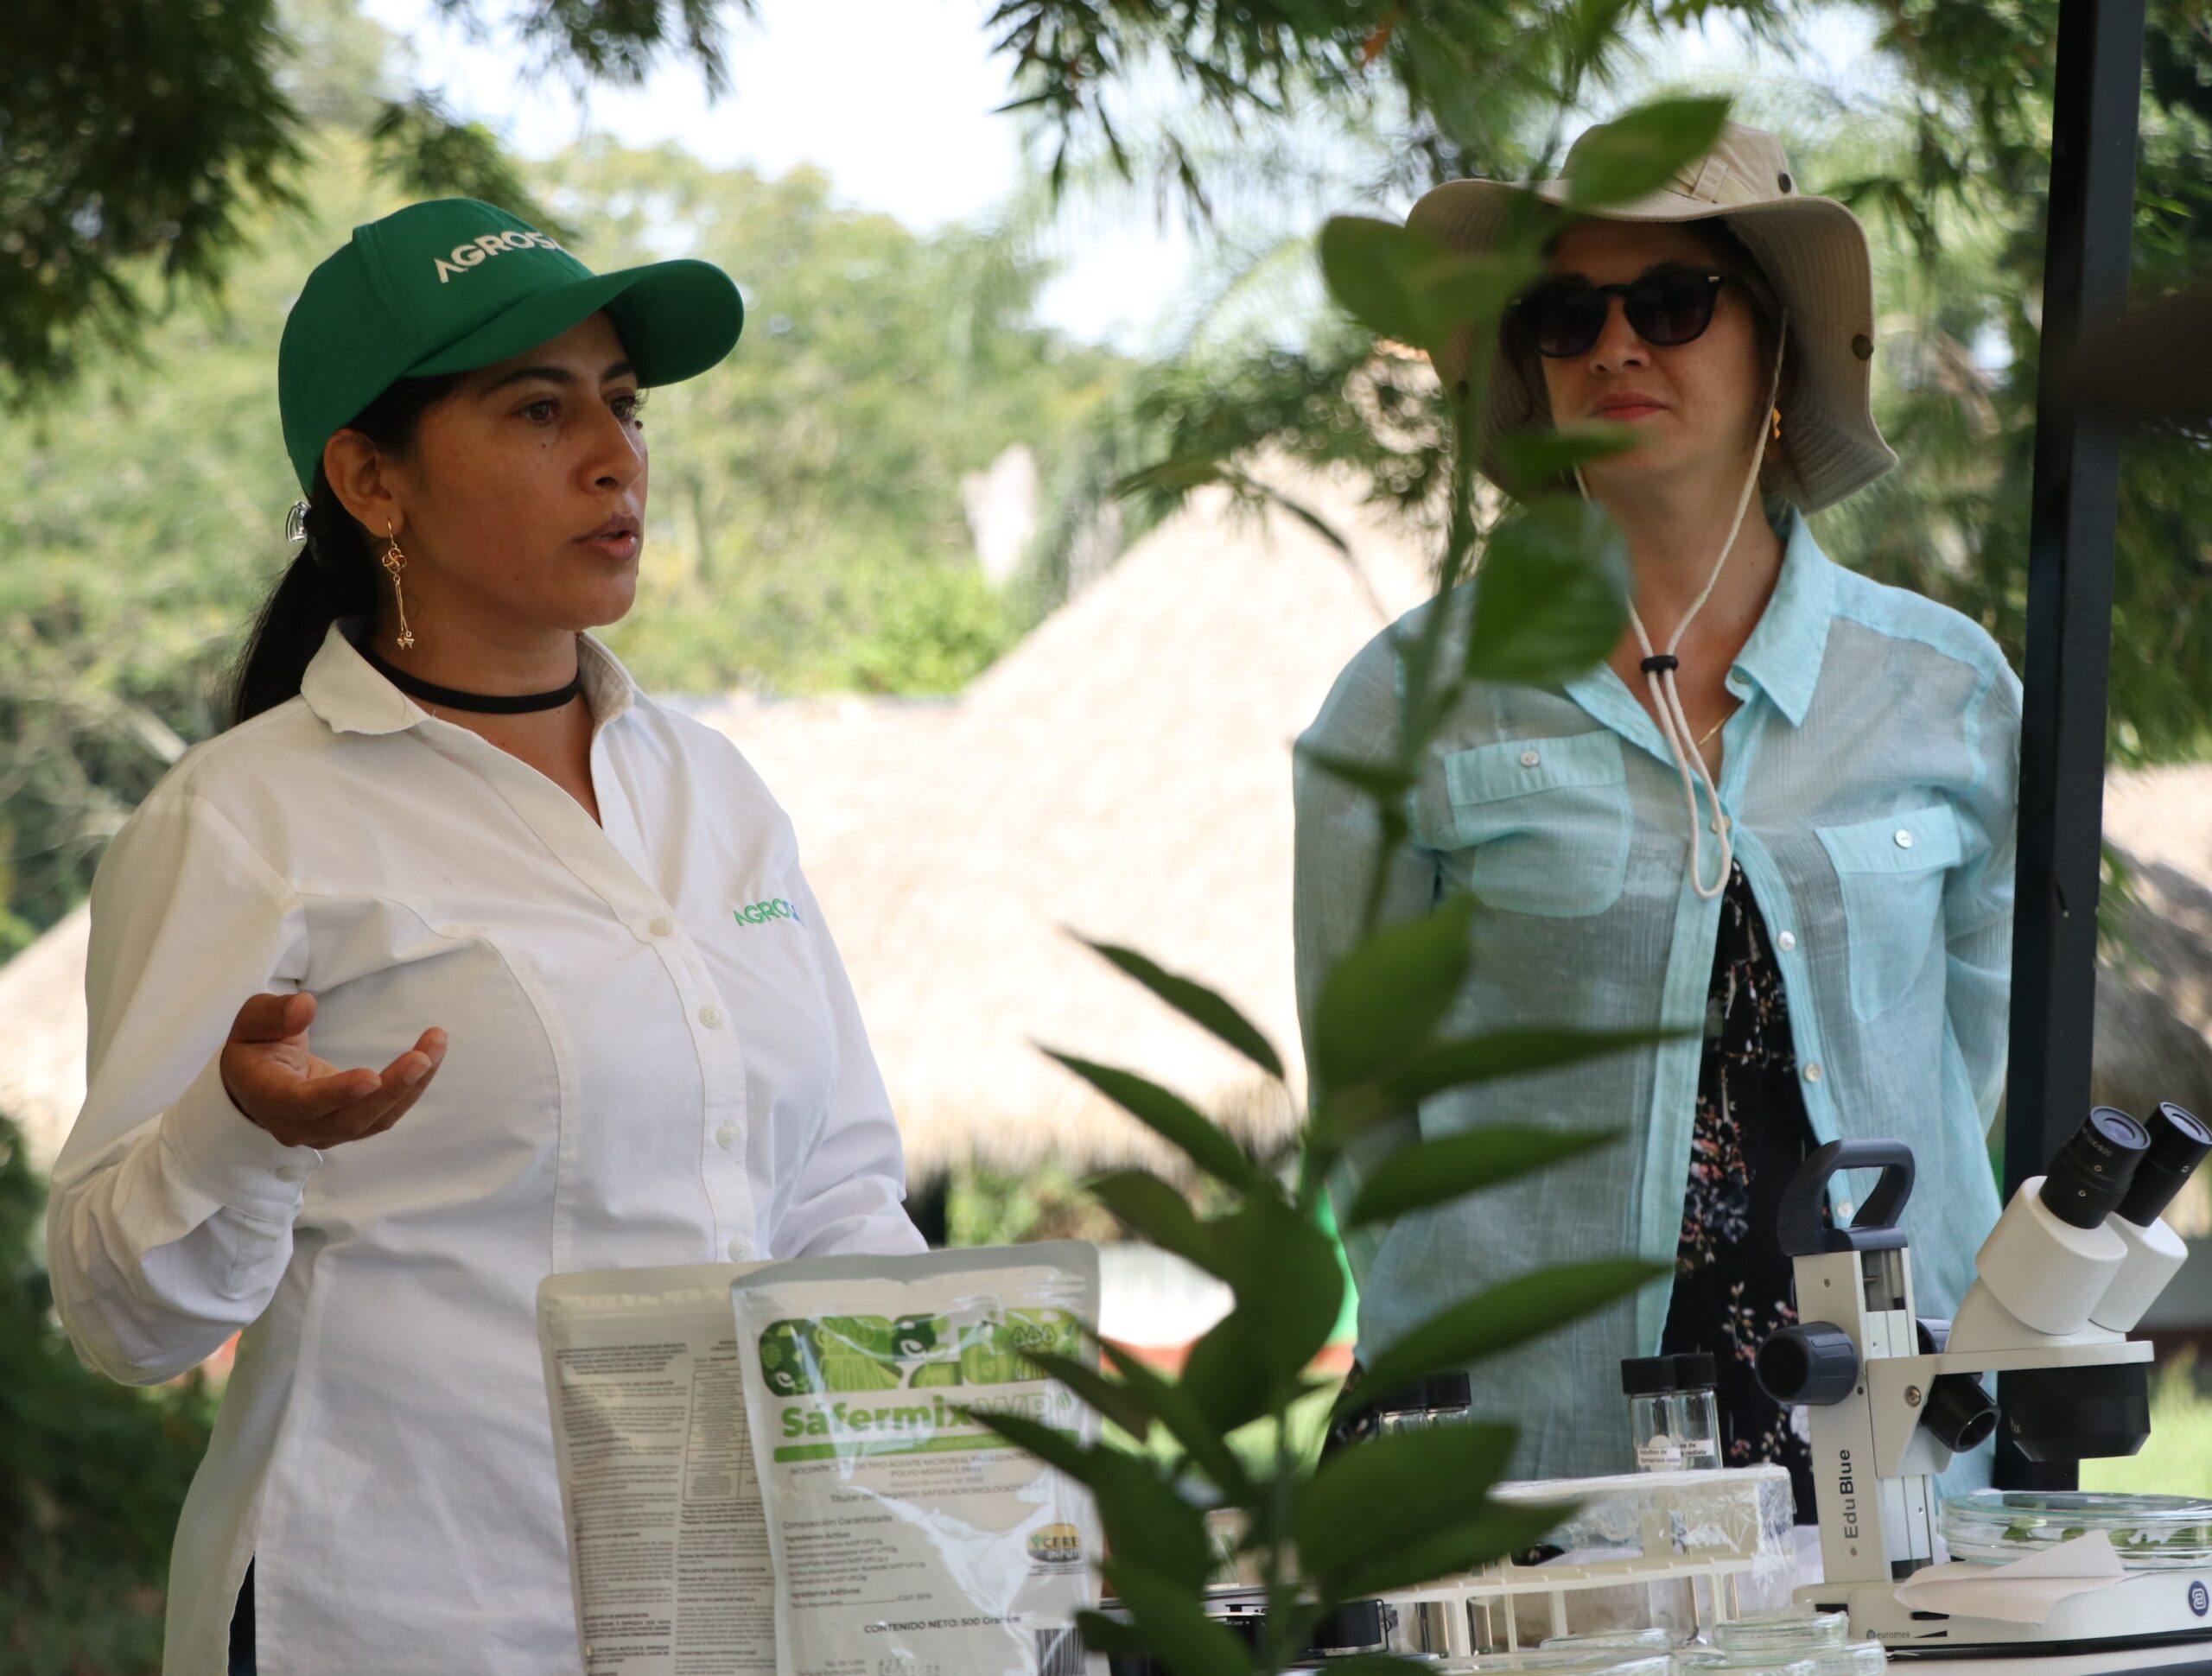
top-left (1771, 405), bottom-right (1783, 442)
top-left (383, 518), bottom-right (416, 651)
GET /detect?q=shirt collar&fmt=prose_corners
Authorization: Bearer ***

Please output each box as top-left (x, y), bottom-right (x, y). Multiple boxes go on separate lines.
top-left (1728, 505), bottom-right (1833, 727)
top-left (299, 619), bottom-right (642, 736)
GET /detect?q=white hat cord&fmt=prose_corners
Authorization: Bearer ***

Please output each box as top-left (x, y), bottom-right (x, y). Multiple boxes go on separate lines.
top-left (1570, 308), bottom-right (1789, 901)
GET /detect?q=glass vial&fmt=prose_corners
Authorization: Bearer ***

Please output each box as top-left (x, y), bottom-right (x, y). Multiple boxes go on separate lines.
top-left (1620, 1352), bottom-right (1720, 1472)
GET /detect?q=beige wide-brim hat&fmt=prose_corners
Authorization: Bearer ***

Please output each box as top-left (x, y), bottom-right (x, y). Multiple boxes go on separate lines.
top-left (1408, 120), bottom-right (1897, 514)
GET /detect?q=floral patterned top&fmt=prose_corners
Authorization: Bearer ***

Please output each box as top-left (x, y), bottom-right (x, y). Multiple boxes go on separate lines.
top-left (1661, 860), bottom-right (1818, 1520)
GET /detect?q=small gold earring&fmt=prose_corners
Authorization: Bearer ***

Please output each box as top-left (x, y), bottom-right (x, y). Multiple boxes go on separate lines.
top-left (1771, 406), bottom-right (1783, 441)
top-left (383, 518), bottom-right (416, 651)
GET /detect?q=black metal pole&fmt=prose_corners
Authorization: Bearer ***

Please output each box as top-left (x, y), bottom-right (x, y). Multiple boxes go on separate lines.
top-left (1997, 0), bottom-right (2145, 1493)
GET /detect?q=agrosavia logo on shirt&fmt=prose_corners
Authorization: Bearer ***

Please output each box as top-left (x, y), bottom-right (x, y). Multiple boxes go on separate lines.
top-left (734, 897), bottom-right (803, 928)
top-left (430, 229), bottom-right (566, 283)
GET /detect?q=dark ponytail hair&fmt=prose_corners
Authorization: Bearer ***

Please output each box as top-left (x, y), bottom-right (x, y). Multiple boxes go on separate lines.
top-left (227, 374), bottom-right (464, 725)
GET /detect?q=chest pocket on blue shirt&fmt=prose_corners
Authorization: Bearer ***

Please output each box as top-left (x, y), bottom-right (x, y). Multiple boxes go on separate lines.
top-left (1818, 803), bottom-right (1963, 1020)
top-left (1441, 732), bottom-right (1631, 918)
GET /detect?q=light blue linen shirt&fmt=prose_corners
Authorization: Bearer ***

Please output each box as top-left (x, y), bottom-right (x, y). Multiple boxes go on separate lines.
top-left (1293, 505), bottom-right (2020, 1491)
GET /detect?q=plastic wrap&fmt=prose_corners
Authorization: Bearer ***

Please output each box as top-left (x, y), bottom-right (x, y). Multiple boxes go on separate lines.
top-left (1385, 1467), bottom-right (1797, 1649)
top-left (1492, 1466), bottom-right (1795, 1578)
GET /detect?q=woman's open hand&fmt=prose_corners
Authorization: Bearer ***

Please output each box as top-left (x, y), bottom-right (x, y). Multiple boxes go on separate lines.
top-left (219, 991), bottom-right (448, 1149)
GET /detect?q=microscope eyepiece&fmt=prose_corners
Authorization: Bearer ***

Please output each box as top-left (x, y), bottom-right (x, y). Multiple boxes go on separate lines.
top-left (2114, 1101), bottom-right (2212, 1228)
top-left (2037, 1106), bottom-right (2152, 1230)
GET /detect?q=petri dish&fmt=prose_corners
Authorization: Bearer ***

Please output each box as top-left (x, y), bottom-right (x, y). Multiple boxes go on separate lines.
top-left (1711, 1609), bottom-right (1847, 1653)
top-left (1809, 1645), bottom-right (1887, 1676)
top-left (1443, 1654), bottom-right (1669, 1676)
top-left (1941, 1489), bottom-right (2212, 1571)
top-left (1544, 1629), bottom-right (1676, 1653)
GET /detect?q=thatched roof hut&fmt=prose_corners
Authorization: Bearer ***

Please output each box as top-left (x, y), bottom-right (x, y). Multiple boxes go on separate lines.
top-left (695, 467), bottom-right (1435, 1178)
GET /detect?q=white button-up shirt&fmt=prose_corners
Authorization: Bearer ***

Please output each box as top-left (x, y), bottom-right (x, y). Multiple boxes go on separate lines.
top-left (45, 621), bottom-right (923, 1674)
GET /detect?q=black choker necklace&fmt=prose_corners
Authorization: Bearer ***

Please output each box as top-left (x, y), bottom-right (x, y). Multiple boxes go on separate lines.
top-left (359, 638), bottom-right (584, 715)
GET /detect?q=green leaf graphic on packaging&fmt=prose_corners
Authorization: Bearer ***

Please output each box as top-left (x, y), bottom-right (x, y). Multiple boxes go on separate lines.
top-left (756, 1308), bottom-right (1084, 1394)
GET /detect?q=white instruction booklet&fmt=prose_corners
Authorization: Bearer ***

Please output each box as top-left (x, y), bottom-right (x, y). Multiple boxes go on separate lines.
top-left (537, 1261), bottom-right (775, 1676)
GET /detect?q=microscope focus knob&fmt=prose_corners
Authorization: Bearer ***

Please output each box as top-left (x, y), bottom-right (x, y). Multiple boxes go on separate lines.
top-left (1756, 1323), bottom-right (1859, 1407)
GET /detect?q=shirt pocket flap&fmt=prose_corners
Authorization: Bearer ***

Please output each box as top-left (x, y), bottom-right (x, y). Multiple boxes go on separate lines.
top-left (1817, 803), bottom-right (1963, 876)
top-left (1446, 730), bottom-right (1627, 809)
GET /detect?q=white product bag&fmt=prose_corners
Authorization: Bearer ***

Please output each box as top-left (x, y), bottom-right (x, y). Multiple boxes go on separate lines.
top-left (731, 1241), bottom-right (1104, 1676)
top-left (537, 1261), bottom-right (773, 1676)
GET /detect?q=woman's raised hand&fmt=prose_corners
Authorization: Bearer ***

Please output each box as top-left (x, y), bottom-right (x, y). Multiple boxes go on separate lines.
top-left (219, 991), bottom-right (448, 1149)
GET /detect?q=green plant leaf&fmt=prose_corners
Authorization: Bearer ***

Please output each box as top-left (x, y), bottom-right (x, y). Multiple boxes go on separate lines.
top-left (1494, 423), bottom-right (1641, 485)
top-left (1563, 97), bottom-right (1733, 208)
top-left (1335, 1500), bottom-right (1577, 1599)
top-left (1097, 1337), bottom-right (1253, 1497)
top-left (1414, 251), bottom-right (1542, 344)
top-left (1318, 216), bottom-right (1444, 346)
top-left (962, 1406), bottom-right (1098, 1486)
top-left (1174, 1196), bottom-right (1345, 1432)
top-left (1294, 1422), bottom-right (1521, 1578)
top-left (1349, 1259), bottom-right (1667, 1417)
top-left (1075, 1610), bottom-right (1153, 1658)
top-left (1379, 1025), bottom-right (1680, 1107)
top-left (1081, 939), bottom-right (1285, 1080)
top-left (1090, 1451), bottom-right (1215, 1590)
top-left (1344, 1124), bottom-right (1622, 1227)
top-left (1100, 1558), bottom-right (1257, 1676)
top-left (1025, 1349), bottom-right (1160, 1443)
top-left (1089, 1171), bottom-right (1222, 1278)
top-left (1311, 895), bottom-right (1476, 1089)
top-left (1211, 1194), bottom-right (1347, 1379)
top-left (1176, 1313), bottom-right (1277, 1434)
top-left (1463, 498), bottom-right (1630, 686)
top-left (1567, 0), bottom-right (1642, 62)
top-left (1295, 743), bottom-right (1418, 802)
top-left (1043, 1051), bottom-right (1263, 1190)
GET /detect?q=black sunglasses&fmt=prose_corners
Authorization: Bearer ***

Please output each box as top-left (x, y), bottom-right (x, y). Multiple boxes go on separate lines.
top-left (1509, 268), bottom-right (1734, 359)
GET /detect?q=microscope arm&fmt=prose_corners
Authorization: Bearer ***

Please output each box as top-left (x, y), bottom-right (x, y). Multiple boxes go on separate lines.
top-left (1863, 1341), bottom-right (2153, 1480)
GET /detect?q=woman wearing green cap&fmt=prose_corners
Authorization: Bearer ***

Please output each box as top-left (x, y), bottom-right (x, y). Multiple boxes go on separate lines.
top-left (1297, 123), bottom-right (2018, 1518)
top-left (45, 200), bottom-right (924, 1673)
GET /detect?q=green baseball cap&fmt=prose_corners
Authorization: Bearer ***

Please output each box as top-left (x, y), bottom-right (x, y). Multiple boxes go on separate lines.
top-left (277, 198), bottom-right (743, 492)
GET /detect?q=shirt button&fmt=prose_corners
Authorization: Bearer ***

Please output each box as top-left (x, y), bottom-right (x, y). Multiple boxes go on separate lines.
top-left (1803, 1062), bottom-right (1824, 1083)
top-left (698, 1005), bottom-right (724, 1029)
top-left (275, 1164), bottom-right (308, 1183)
top-left (648, 915), bottom-right (676, 937)
top-left (1895, 828), bottom-right (1915, 849)
top-left (728, 1238), bottom-right (746, 1260)
top-left (716, 1124), bottom-right (741, 1151)
top-left (1837, 1198), bottom-right (1857, 1222)
top-left (1777, 930), bottom-right (1797, 952)
top-left (1520, 749), bottom-right (1541, 767)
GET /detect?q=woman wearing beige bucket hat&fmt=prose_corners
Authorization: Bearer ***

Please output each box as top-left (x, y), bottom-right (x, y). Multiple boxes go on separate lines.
top-left (1296, 121), bottom-right (2021, 1515)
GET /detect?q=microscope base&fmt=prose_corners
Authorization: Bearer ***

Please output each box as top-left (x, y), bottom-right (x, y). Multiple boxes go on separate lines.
top-left (1802, 1571), bottom-right (2212, 1662)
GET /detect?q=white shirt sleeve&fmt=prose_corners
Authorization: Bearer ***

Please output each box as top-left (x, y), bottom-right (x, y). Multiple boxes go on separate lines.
top-left (766, 873), bottom-right (925, 1260)
top-left (45, 790), bottom-right (316, 1386)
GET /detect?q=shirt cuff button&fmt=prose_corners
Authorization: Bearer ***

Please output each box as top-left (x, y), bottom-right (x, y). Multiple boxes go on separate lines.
top-left (1520, 750), bottom-right (1541, 767)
